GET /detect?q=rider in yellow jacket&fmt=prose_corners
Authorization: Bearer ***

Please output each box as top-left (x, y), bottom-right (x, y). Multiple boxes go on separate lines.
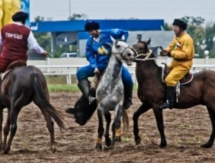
top-left (159, 19), bottom-right (195, 109)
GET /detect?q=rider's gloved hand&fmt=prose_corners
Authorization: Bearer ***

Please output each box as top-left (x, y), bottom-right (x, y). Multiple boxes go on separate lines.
top-left (160, 50), bottom-right (171, 57)
top-left (42, 51), bottom-right (49, 57)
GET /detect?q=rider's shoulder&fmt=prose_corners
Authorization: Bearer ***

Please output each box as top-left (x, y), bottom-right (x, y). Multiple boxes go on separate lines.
top-left (182, 32), bottom-right (193, 41)
top-left (176, 32), bottom-right (193, 42)
top-left (86, 36), bottom-right (93, 43)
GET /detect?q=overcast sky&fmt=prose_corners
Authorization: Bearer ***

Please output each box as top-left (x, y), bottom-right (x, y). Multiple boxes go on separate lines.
top-left (30, 0), bottom-right (215, 24)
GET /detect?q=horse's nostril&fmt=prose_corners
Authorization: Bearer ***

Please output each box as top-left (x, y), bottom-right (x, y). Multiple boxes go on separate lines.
top-left (127, 53), bottom-right (131, 56)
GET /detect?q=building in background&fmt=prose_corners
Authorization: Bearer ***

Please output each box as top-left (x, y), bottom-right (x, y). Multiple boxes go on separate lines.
top-left (30, 19), bottom-right (166, 58)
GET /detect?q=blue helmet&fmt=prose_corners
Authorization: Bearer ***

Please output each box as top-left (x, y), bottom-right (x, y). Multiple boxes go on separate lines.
top-left (84, 21), bottom-right (100, 31)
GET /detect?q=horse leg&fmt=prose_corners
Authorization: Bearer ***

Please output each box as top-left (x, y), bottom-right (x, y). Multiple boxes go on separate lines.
top-left (111, 122), bottom-right (115, 147)
top-left (0, 108), bottom-right (3, 150)
top-left (115, 127), bottom-right (122, 142)
top-left (104, 112), bottom-right (111, 147)
top-left (133, 104), bottom-right (150, 145)
top-left (3, 106), bottom-right (21, 154)
top-left (201, 106), bottom-right (215, 148)
top-left (95, 106), bottom-right (104, 151)
top-left (112, 104), bottom-right (123, 147)
top-left (2, 109), bottom-right (10, 151)
top-left (38, 107), bottom-right (56, 152)
top-left (153, 108), bottom-right (167, 148)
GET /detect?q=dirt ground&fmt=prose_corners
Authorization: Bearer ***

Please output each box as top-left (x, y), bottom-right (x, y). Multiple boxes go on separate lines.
top-left (1, 92), bottom-right (215, 163)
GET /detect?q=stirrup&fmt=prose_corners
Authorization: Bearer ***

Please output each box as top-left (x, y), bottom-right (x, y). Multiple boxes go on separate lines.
top-left (159, 100), bottom-right (169, 110)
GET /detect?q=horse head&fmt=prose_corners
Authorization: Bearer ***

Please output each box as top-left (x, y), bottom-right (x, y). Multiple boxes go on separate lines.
top-left (109, 36), bottom-right (136, 66)
top-left (132, 38), bottom-right (159, 61)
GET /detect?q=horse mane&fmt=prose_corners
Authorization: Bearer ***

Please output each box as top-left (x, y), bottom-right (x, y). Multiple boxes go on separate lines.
top-left (6, 60), bottom-right (26, 71)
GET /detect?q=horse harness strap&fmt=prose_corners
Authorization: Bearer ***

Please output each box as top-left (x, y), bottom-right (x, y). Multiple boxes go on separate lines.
top-left (1, 69), bottom-right (13, 81)
top-left (132, 49), bottom-right (156, 62)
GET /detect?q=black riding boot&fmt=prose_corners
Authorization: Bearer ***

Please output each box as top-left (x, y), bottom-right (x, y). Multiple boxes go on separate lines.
top-left (78, 79), bottom-right (90, 101)
top-left (123, 84), bottom-right (133, 109)
top-left (159, 86), bottom-right (176, 110)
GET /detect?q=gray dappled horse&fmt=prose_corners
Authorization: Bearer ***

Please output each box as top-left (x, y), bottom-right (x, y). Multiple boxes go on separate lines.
top-left (95, 37), bottom-right (135, 150)
top-left (0, 61), bottom-right (65, 154)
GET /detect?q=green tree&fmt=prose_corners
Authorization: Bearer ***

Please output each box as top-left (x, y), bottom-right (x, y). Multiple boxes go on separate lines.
top-left (162, 22), bottom-right (173, 31)
top-left (181, 16), bottom-right (205, 57)
top-left (68, 13), bottom-right (87, 20)
top-left (205, 22), bottom-right (215, 57)
top-left (34, 16), bottom-right (45, 22)
top-left (32, 16), bottom-right (51, 53)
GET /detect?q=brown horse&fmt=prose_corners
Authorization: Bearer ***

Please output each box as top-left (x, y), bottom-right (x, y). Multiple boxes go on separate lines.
top-left (0, 61), bottom-right (65, 154)
top-left (131, 39), bottom-right (215, 148)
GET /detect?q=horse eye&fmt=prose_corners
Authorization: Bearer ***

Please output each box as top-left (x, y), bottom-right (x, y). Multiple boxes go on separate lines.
top-left (116, 45), bottom-right (120, 48)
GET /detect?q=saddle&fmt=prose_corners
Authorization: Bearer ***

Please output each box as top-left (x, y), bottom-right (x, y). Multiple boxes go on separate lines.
top-left (161, 63), bottom-right (194, 86)
top-left (1, 61), bottom-right (26, 80)
top-left (161, 63), bottom-right (194, 103)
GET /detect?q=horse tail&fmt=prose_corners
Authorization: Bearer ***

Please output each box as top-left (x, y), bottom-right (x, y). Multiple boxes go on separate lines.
top-left (122, 108), bottom-right (129, 132)
top-left (32, 73), bottom-right (65, 130)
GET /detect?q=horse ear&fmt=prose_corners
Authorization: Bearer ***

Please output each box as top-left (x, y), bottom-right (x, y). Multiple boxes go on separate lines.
top-left (147, 38), bottom-right (151, 45)
top-left (110, 36), bottom-right (116, 44)
top-left (65, 108), bottom-right (75, 114)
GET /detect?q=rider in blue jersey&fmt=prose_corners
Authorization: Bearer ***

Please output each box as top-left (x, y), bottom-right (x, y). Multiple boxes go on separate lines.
top-left (76, 21), bottom-right (133, 109)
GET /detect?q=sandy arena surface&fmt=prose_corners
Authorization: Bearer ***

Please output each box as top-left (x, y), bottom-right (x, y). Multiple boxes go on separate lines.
top-left (1, 92), bottom-right (215, 163)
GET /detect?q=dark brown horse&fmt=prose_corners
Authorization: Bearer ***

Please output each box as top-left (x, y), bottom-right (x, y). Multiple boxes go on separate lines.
top-left (131, 39), bottom-right (215, 148)
top-left (0, 61), bottom-right (65, 154)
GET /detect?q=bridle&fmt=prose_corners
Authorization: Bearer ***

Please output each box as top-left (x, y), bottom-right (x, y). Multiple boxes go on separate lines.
top-left (131, 42), bottom-right (163, 62)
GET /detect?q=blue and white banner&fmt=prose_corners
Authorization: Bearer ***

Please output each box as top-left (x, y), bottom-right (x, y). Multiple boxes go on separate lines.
top-left (21, 0), bottom-right (30, 27)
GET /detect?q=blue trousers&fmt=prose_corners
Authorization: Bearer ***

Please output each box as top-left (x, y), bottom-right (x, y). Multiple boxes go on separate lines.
top-left (76, 65), bottom-right (133, 87)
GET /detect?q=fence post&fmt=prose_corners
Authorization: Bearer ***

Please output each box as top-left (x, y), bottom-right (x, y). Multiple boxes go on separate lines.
top-left (47, 58), bottom-right (50, 73)
top-left (68, 73), bottom-right (72, 85)
top-left (204, 50), bottom-right (209, 70)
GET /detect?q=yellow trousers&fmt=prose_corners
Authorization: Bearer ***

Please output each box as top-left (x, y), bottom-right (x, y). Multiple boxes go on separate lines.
top-left (0, 0), bottom-right (21, 29)
top-left (165, 66), bottom-right (190, 86)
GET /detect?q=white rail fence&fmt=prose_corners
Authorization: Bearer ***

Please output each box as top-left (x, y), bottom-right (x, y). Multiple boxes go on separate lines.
top-left (34, 64), bottom-right (215, 84)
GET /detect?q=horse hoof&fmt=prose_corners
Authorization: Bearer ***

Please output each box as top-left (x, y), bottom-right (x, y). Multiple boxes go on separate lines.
top-left (105, 138), bottom-right (112, 147)
top-left (109, 141), bottom-right (115, 149)
top-left (201, 143), bottom-right (213, 148)
top-left (135, 137), bottom-right (141, 145)
top-left (95, 143), bottom-right (102, 151)
top-left (159, 143), bottom-right (167, 148)
top-left (3, 148), bottom-right (9, 154)
top-left (159, 140), bottom-right (167, 148)
top-left (51, 147), bottom-right (57, 153)
top-left (114, 136), bottom-right (121, 142)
